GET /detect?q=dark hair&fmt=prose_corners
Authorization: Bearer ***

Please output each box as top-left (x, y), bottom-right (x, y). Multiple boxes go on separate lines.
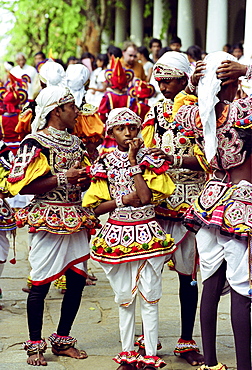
top-left (81, 52), bottom-right (95, 61)
top-left (223, 43), bottom-right (231, 53)
top-left (34, 51), bottom-right (46, 59)
top-left (67, 56), bottom-right (78, 64)
top-left (137, 46), bottom-right (152, 62)
top-left (54, 58), bottom-right (66, 70)
top-left (186, 45), bottom-right (202, 62)
top-left (149, 38), bottom-right (162, 49)
top-left (158, 47), bottom-right (171, 58)
top-left (170, 36), bottom-right (182, 45)
top-left (232, 43), bottom-right (243, 52)
top-left (96, 53), bottom-right (109, 68)
top-left (107, 45), bottom-right (122, 59)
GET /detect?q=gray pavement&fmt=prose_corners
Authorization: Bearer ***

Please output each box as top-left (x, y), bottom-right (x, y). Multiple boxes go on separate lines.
top-left (0, 227), bottom-right (237, 369)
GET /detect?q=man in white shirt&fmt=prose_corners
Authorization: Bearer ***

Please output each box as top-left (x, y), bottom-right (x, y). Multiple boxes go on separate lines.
top-left (11, 53), bottom-right (37, 100)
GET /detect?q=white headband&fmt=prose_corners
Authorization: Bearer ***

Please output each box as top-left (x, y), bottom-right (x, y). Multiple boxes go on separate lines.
top-left (198, 51), bottom-right (236, 162)
top-left (153, 51), bottom-right (191, 80)
top-left (106, 108), bottom-right (141, 134)
top-left (32, 86), bottom-right (74, 133)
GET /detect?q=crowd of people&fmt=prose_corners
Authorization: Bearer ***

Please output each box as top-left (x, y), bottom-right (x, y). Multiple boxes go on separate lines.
top-left (0, 35), bottom-right (251, 370)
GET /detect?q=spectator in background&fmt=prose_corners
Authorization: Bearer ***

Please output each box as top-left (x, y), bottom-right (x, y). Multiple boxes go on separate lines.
top-left (149, 38), bottom-right (162, 63)
top-left (66, 56), bottom-right (79, 67)
top-left (86, 53), bottom-right (109, 106)
top-left (231, 42), bottom-right (245, 63)
top-left (158, 47), bottom-right (171, 58)
top-left (169, 36), bottom-right (182, 52)
top-left (81, 52), bottom-right (96, 72)
top-left (11, 53), bottom-right (37, 101)
top-left (53, 59), bottom-right (66, 70)
top-left (107, 45), bottom-right (122, 65)
top-left (137, 46), bottom-right (153, 81)
top-left (34, 51), bottom-right (47, 68)
top-left (121, 41), bottom-right (146, 81)
top-left (223, 43), bottom-right (231, 54)
top-left (186, 45), bottom-right (202, 72)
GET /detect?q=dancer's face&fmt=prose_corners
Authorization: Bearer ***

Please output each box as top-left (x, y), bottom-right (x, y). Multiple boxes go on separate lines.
top-left (111, 124), bottom-right (139, 151)
top-left (158, 77), bottom-right (187, 100)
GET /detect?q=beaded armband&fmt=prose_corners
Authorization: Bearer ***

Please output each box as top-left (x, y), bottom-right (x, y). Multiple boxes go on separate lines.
top-left (115, 195), bottom-right (124, 208)
top-left (129, 165), bottom-right (142, 176)
top-left (56, 172), bottom-right (68, 187)
top-left (245, 64), bottom-right (252, 80)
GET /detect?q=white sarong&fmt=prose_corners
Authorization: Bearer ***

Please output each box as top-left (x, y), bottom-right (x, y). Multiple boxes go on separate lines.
top-left (196, 227), bottom-right (249, 297)
top-left (159, 219), bottom-right (196, 275)
top-left (29, 229), bottom-right (89, 285)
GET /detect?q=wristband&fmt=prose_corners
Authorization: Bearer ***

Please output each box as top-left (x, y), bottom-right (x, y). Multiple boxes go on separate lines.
top-left (245, 64), bottom-right (252, 80)
top-left (187, 77), bottom-right (196, 92)
top-left (129, 165), bottom-right (142, 176)
top-left (56, 172), bottom-right (68, 187)
top-left (115, 195), bottom-right (124, 208)
top-left (170, 155), bottom-right (183, 169)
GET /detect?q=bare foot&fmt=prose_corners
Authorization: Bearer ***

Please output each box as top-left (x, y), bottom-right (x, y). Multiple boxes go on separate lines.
top-left (27, 353), bottom-right (47, 366)
top-left (180, 351), bottom-right (204, 366)
top-left (52, 346), bottom-right (88, 359)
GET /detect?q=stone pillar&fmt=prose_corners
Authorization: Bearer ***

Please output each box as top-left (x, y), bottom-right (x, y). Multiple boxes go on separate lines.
top-left (115, 1), bottom-right (127, 45)
top-left (130, 0), bottom-right (144, 45)
top-left (153, 0), bottom-right (164, 43)
top-left (101, 30), bottom-right (110, 53)
top-left (243, 0), bottom-right (252, 63)
top-left (177, 0), bottom-right (194, 50)
top-left (206, 0), bottom-right (228, 53)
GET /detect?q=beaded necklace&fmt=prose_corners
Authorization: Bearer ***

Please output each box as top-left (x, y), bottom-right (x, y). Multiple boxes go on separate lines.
top-left (47, 126), bottom-right (72, 143)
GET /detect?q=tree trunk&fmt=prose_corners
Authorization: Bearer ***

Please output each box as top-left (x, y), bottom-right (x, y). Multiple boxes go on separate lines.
top-left (81, 20), bottom-right (102, 55)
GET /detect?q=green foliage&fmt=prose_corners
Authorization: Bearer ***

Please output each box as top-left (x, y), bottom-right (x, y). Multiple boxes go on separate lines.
top-left (144, 0), bottom-right (153, 18)
top-left (1, 0), bottom-right (171, 63)
top-left (0, 0), bottom-right (85, 64)
top-left (160, 0), bottom-right (171, 41)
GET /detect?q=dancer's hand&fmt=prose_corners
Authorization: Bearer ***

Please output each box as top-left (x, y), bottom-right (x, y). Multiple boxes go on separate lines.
top-left (127, 138), bottom-right (144, 165)
top-left (122, 191), bottom-right (142, 207)
top-left (147, 148), bottom-right (170, 161)
top-left (216, 60), bottom-right (247, 85)
top-left (190, 60), bottom-right (206, 86)
top-left (66, 161), bottom-right (89, 186)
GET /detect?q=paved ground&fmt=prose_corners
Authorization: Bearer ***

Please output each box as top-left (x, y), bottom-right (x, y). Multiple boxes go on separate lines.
top-left (0, 227), bottom-right (237, 370)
